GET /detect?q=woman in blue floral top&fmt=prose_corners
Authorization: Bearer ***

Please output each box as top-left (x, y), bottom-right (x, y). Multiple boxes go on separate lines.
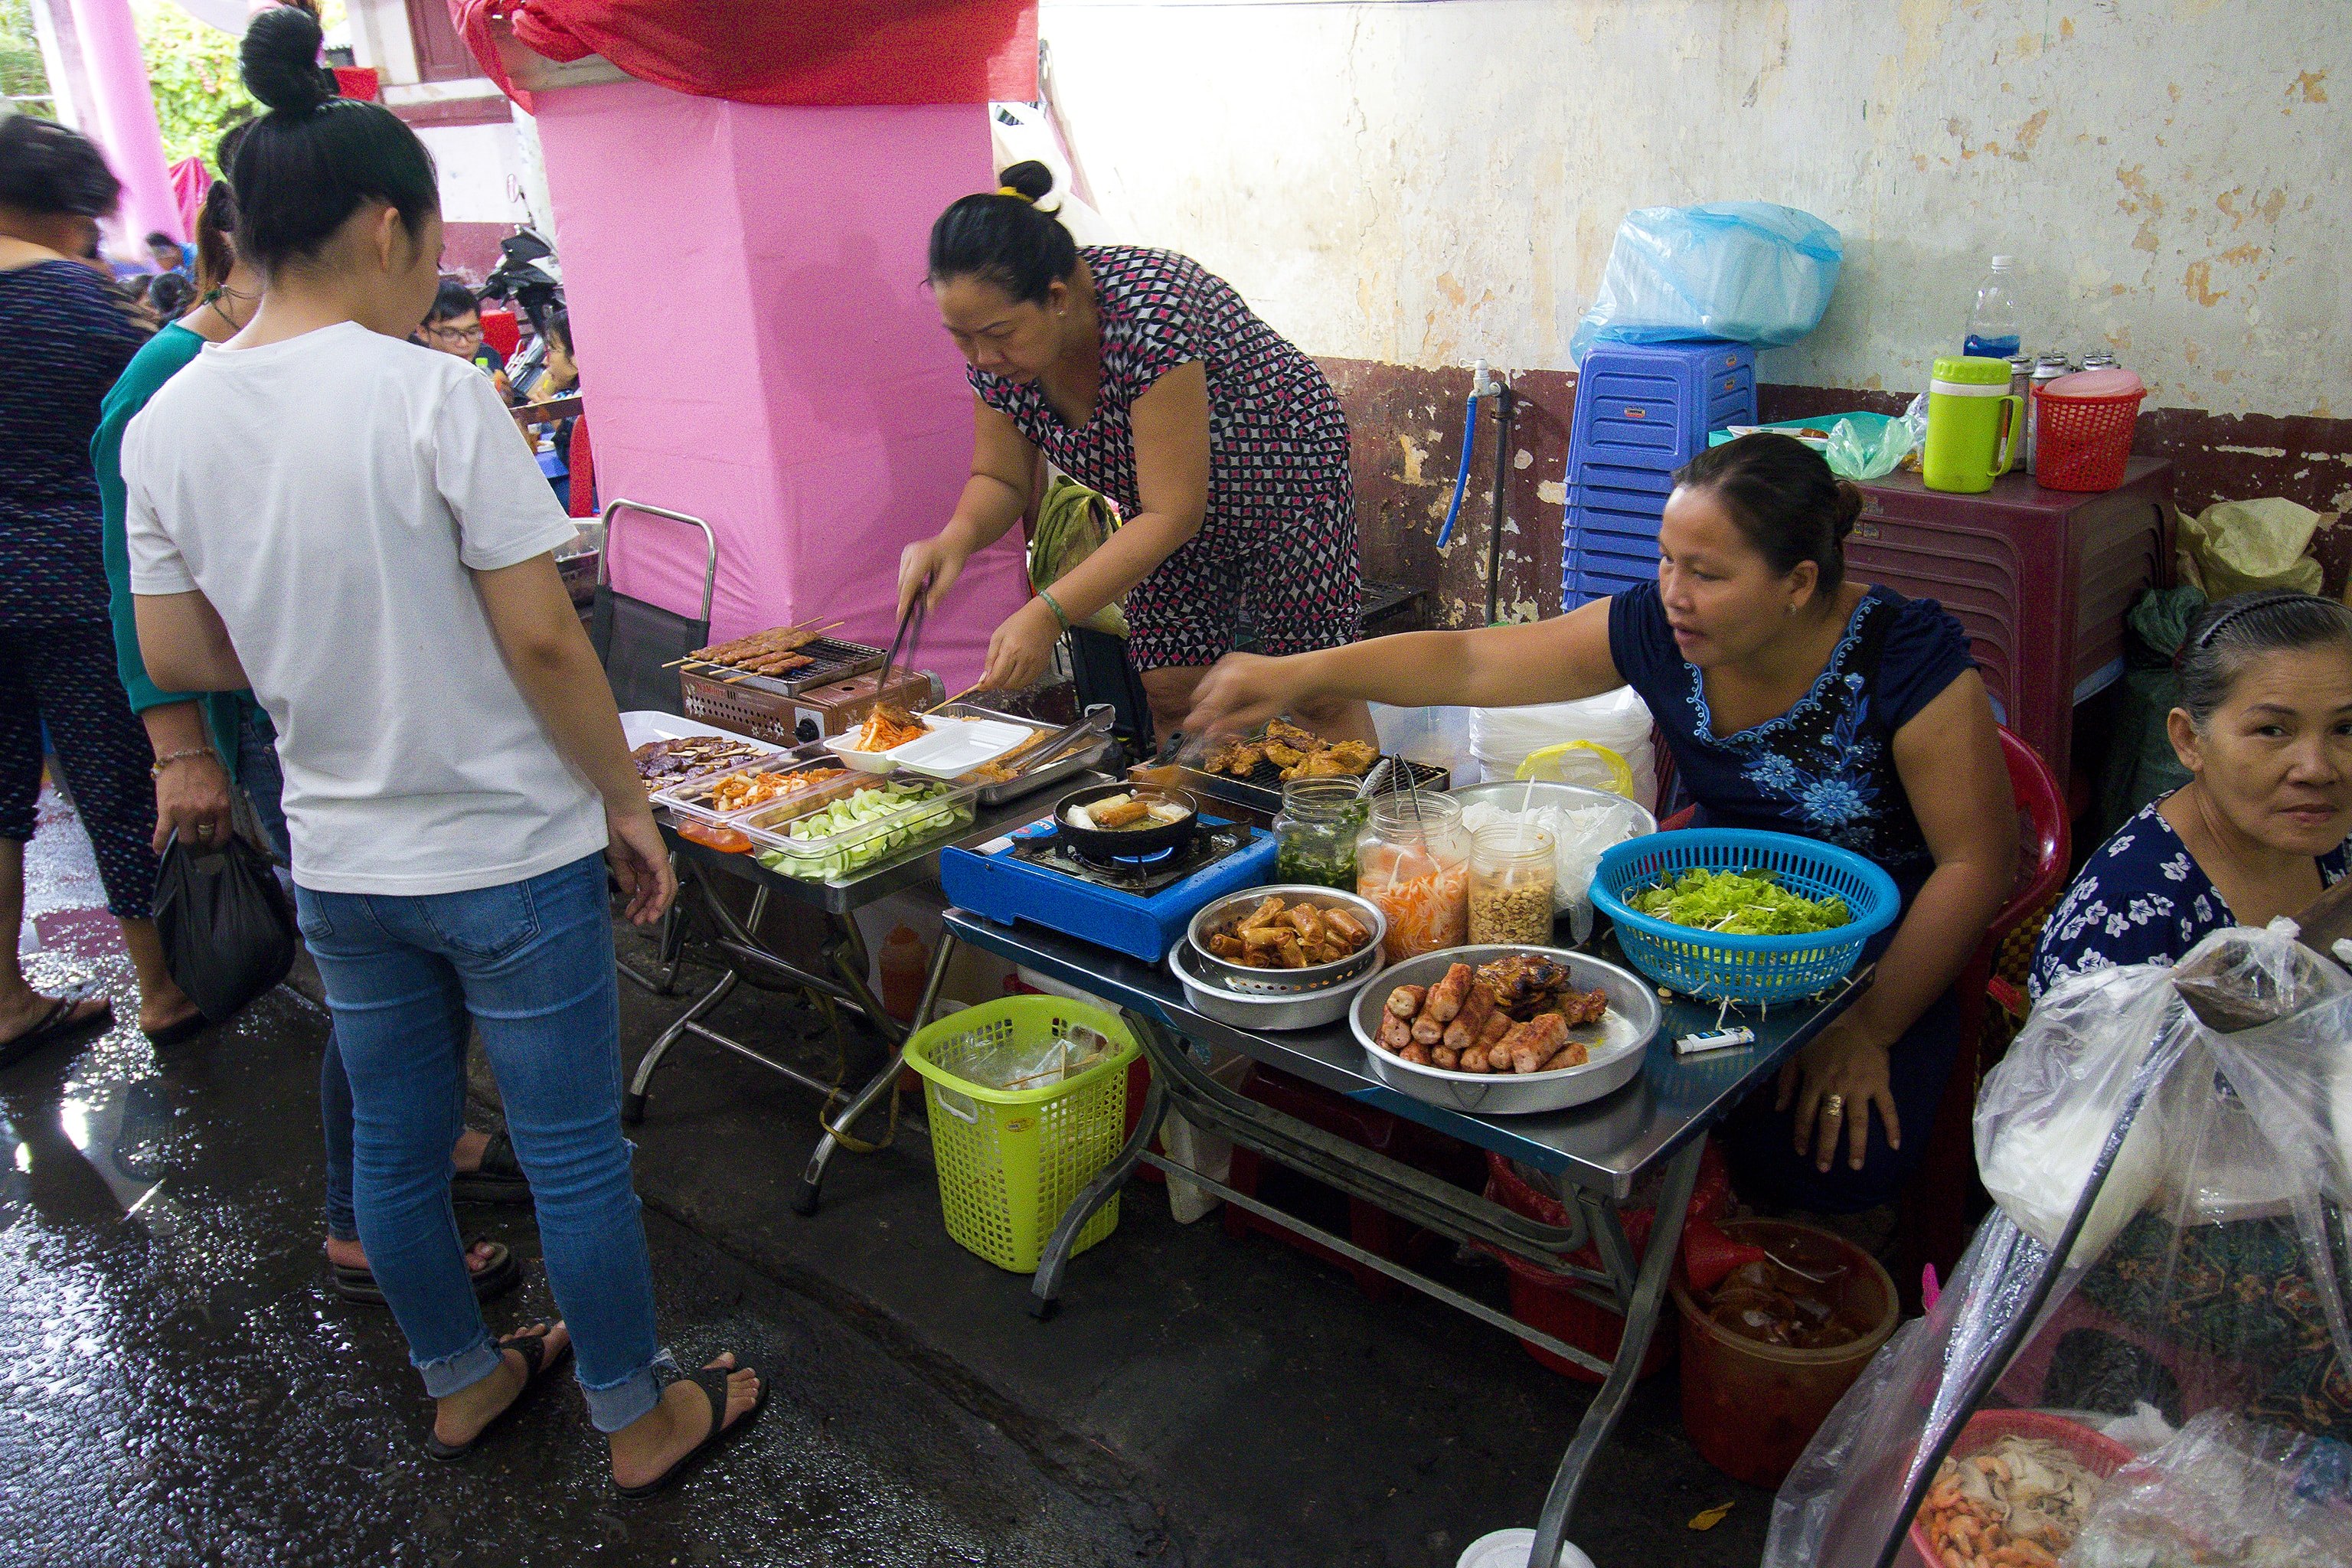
top-left (2034, 591), bottom-right (2352, 998)
top-left (2027, 591), bottom-right (2352, 1443)
top-left (1191, 434), bottom-right (2017, 1213)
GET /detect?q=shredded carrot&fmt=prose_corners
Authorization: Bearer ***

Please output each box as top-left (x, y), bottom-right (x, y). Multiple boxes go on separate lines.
top-left (1359, 844), bottom-right (1468, 962)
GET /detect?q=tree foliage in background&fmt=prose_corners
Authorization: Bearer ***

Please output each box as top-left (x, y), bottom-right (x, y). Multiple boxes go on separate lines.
top-left (136, 0), bottom-right (252, 166)
top-left (1, 0), bottom-right (54, 113)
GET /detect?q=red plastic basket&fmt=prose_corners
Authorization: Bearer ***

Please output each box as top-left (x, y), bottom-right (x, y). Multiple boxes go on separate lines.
top-left (2034, 386), bottom-right (2145, 492)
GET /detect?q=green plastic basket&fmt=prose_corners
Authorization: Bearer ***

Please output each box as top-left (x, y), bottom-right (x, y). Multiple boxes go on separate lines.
top-left (903, 996), bottom-right (1141, 1274)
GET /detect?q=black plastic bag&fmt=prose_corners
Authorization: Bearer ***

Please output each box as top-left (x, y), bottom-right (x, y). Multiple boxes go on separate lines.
top-left (153, 831), bottom-right (297, 1023)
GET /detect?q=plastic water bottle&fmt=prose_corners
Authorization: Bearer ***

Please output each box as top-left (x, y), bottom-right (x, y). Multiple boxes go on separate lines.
top-left (1963, 256), bottom-right (2022, 359)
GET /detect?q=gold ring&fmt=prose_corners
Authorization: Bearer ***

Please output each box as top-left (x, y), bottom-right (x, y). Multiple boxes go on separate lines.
top-left (1823, 1094), bottom-right (1845, 1119)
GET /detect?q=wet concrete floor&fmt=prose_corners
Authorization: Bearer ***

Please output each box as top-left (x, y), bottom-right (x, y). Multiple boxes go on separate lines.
top-left (6, 792), bottom-right (1777, 1566)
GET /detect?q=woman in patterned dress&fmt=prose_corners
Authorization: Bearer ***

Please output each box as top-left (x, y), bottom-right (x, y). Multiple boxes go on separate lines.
top-left (1191, 434), bottom-right (2018, 1214)
top-left (899, 162), bottom-right (1373, 745)
top-left (0, 116), bottom-right (204, 1062)
top-left (2028, 591), bottom-right (2352, 1442)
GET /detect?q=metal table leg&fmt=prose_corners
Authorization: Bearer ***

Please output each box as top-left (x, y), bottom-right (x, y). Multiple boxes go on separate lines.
top-left (1029, 1067), bottom-right (1168, 1320)
top-left (623, 968), bottom-right (738, 1123)
top-left (1526, 1137), bottom-right (1707, 1566)
top-left (791, 932), bottom-right (959, 1216)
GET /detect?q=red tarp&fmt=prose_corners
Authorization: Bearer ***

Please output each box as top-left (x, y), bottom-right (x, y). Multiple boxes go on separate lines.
top-left (452, 1), bottom-right (1036, 113)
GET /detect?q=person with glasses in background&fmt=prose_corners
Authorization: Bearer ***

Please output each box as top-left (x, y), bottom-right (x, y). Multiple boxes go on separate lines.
top-left (419, 278), bottom-right (505, 380)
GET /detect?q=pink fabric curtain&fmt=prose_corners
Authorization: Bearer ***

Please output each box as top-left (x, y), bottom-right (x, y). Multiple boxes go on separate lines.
top-left (168, 157), bottom-right (211, 238)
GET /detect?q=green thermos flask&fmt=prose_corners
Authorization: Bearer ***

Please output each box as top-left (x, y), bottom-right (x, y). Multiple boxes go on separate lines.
top-left (1922, 355), bottom-right (2024, 493)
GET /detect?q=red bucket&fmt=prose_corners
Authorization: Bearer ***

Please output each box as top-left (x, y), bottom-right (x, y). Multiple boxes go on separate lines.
top-left (2034, 386), bottom-right (2144, 492)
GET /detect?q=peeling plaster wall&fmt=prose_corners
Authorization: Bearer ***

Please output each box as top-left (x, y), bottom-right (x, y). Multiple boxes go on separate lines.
top-left (1041, 0), bottom-right (2344, 420)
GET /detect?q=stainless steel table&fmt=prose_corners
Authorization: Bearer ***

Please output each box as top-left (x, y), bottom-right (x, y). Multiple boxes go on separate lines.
top-left (628, 782), bottom-right (1107, 1126)
top-left (834, 905), bottom-right (1864, 1565)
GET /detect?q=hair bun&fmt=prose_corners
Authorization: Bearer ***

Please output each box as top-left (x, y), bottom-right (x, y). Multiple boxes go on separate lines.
top-left (1830, 479), bottom-right (1864, 541)
top-left (997, 160), bottom-right (1055, 205)
top-left (242, 5), bottom-right (335, 116)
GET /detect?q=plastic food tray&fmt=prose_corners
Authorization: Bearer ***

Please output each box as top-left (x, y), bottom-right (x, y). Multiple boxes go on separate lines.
top-left (754, 779), bottom-right (980, 882)
top-left (652, 756), bottom-right (864, 825)
top-left (1347, 946), bottom-right (1656, 1116)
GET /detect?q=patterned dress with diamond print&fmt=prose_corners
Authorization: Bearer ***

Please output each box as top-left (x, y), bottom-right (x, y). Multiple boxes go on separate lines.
top-left (968, 245), bottom-right (1360, 673)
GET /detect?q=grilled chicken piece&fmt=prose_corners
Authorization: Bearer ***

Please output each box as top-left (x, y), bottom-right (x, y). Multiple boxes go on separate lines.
top-left (1478, 954), bottom-right (1570, 1014)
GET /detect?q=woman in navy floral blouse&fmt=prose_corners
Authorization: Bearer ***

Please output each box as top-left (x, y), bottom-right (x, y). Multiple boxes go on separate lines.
top-left (1192, 434), bottom-right (2018, 1213)
top-left (2034, 591), bottom-right (2352, 998)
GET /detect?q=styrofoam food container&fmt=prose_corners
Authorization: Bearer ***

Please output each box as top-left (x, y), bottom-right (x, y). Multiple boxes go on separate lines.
top-left (1457, 1528), bottom-right (1595, 1568)
top-left (830, 715), bottom-right (1024, 776)
top-left (1350, 946), bottom-right (1656, 1116)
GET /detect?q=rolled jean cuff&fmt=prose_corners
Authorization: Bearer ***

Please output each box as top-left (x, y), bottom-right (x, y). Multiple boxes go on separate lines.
top-left (416, 1334), bottom-right (505, 1401)
top-left (580, 1348), bottom-right (678, 1435)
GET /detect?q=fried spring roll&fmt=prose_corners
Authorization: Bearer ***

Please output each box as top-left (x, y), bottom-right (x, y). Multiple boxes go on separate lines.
top-left (1503, 1014), bottom-right (1572, 1075)
top-left (1442, 982), bottom-right (1498, 1053)
top-left (1324, 908), bottom-right (1370, 947)
top-left (1425, 962), bottom-right (1473, 1024)
top-left (1385, 984), bottom-right (1427, 1021)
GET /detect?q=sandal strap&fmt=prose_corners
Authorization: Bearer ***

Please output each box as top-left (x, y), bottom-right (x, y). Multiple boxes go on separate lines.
top-left (499, 1328), bottom-right (553, 1378)
top-left (685, 1367), bottom-right (734, 1442)
top-left (475, 1129), bottom-right (522, 1178)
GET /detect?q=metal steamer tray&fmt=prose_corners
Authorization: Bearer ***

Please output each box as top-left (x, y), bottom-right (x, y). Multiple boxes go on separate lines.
top-left (1348, 946), bottom-right (1658, 1116)
top-left (1175, 752), bottom-right (1451, 817)
top-left (929, 701), bottom-right (1118, 805)
top-left (1183, 884), bottom-right (1387, 996)
top-left (1168, 941), bottom-right (1382, 1031)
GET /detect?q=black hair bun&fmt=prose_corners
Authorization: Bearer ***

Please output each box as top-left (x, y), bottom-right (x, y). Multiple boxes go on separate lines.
top-left (998, 161), bottom-right (1055, 204)
top-left (243, 5), bottom-right (335, 116)
top-left (1830, 479), bottom-right (1864, 541)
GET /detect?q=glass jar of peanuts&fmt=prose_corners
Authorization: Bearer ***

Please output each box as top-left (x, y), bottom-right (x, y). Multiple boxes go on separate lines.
top-left (1356, 792), bottom-right (1469, 962)
top-left (1468, 822), bottom-right (1557, 945)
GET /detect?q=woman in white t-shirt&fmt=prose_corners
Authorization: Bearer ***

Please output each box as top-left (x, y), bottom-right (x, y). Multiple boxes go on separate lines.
top-left (122, 8), bottom-right (760, 1494)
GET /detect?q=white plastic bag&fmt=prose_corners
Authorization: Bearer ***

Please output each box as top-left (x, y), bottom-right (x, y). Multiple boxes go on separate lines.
top-left (1470, 688), bottom-right (1656, 807)
top-left (1459, 793), bottom-right (1650, 942)
top-left (1569, 202), bottom-right (1844, 364)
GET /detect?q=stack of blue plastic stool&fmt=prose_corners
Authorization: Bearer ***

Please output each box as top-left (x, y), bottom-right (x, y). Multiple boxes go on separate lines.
top-left (1561, 341), bottom-right (1758, 606)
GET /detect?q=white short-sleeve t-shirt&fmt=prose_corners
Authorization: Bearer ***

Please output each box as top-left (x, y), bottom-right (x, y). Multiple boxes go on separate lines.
top-left (123, 322), bottom-right (604, 897)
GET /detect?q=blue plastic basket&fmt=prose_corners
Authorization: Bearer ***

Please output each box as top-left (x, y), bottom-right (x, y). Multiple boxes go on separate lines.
top-left (1590, 829), bottom-right (1900, 1002)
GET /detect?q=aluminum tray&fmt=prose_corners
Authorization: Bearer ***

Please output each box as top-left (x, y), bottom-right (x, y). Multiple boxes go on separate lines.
top-left (1347, 946), bottom-right (1656, 1116)
top-left (930, 702), bottom-right (1118, 805)
top-left (1168, 942), bottom-right (1381, 1031)
top-left (1171, 752), bottom-right (1449, 818)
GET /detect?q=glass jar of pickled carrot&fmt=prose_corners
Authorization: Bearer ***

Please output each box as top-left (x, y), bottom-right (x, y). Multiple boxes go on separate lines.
top-left (1356, 792), bottom-right (1469, 962)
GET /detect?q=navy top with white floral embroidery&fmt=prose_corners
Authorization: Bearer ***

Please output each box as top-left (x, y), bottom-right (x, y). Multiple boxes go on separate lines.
top-left (2028, 796), bottom-right (2351, 1000)
top-left (1608, 580), bottom-right (1978, 910)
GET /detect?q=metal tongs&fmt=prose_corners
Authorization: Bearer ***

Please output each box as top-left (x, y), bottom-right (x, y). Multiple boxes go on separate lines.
top-left (876, 593), bottom-right (927, 701)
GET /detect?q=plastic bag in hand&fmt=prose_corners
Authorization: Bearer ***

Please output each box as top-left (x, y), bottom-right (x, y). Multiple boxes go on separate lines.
top-left (1569, 202), bottom-right (1843, 363)
top-left (153, 830), bottom-right (298, 1023)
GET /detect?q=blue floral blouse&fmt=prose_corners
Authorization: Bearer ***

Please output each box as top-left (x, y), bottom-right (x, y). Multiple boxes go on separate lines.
top-left (1608, 581), bottom-right (1978, 908)
top-left (2030, 797), bottom-right (2352, 999)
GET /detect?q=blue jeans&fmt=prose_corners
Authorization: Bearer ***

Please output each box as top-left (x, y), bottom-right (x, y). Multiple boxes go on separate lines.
top-left (293, 852), bottom-right (670, 1431)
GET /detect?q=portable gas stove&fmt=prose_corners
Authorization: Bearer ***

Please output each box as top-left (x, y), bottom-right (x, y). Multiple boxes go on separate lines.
top-left (940, 810), bottom-right (1279, 961)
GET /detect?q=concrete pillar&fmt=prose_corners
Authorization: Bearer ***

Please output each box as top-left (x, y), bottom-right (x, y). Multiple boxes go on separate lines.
top-left (60, 0), bottom-right (182, 243)
top-left (531, 81), bottom-right (1029, 687)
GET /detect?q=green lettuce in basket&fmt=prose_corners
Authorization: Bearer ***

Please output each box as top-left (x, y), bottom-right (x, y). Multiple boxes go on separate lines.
top-left (1627, 867), bottom-right (1851, 936)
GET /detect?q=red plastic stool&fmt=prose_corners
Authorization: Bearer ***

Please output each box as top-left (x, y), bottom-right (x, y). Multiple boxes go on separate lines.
top-left (1221, 1066), bottom-right (1483, 1301)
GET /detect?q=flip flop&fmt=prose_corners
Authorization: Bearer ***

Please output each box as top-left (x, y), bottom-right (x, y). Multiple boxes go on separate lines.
top-left (423, 1325), bottom-right (573, 1462)
top-left (449, 1129), bottom-right (533, 1206)
top-left (614, 1361), bottom-right (768, 1499)
top-left (329, 1240), bottom-right (521, 1306)
top-left (0, 983), bottom-right (113, 1071)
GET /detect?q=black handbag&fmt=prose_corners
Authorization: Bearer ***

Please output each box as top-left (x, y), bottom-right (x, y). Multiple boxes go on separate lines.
top-left (152, 829), bottom-right (298, 1023)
